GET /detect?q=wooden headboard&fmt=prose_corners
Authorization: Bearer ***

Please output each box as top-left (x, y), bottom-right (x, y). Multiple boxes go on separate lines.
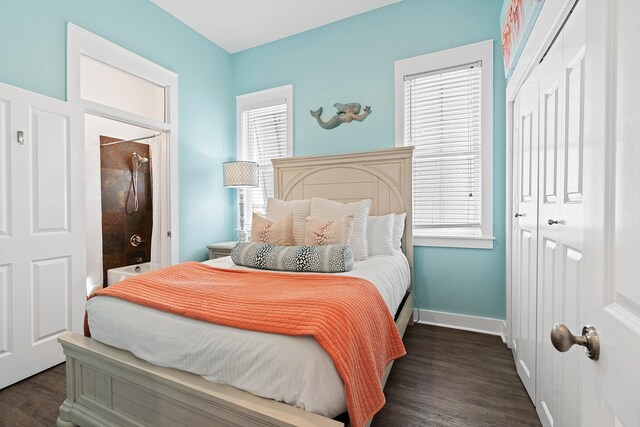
top-left (272, 146), bottom-right (414, 268)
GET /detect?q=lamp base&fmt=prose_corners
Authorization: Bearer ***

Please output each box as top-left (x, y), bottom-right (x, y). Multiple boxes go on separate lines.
top-left (237, 190), bottom-right (250, 243)
top-left (236, 228), bottom-right (249, 243)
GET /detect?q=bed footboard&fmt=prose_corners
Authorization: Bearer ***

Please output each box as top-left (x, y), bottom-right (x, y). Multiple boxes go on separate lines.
top-left (56, 333), bottom-right (342, 427)
top-left (57, 292), bottom-right (413, 427)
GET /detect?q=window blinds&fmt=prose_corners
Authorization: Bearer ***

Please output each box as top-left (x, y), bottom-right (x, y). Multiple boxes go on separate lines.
top-left (404, 61), bottom-right (482, 230)
top-left (242, 102), bottom-right (288, 215)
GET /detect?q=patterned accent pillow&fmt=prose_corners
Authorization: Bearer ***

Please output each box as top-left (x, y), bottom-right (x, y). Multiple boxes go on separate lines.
top-left (231, 242), bottom-right (354, 273)
top-left (304, 215), bottom-right (354, 246)
top-left (251, 212), bottom-right (294, 246)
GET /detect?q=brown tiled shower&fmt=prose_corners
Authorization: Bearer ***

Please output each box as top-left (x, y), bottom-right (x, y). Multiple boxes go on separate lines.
top-left (100, 135), bottom-right (153, 286)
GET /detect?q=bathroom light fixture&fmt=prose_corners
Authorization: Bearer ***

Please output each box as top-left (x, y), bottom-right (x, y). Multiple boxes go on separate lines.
top-left (223, 161), bottom-right (259, 242)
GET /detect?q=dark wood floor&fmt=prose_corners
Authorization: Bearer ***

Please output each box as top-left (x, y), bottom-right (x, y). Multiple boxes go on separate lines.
top-left (0, 362), bottom-right (65, 426)
top-left (372, 325), bottom-right (540, 427)
top-left (0, 324), bottom-right (539, 427)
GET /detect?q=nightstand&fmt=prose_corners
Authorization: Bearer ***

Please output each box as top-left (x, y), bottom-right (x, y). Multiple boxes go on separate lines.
top-left (207, 241), bottom-right (238, 259)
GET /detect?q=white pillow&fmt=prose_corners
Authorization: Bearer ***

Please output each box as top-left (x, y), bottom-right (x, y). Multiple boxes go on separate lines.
top-left (266, 198), bottom-right (311, 246)
top-left (367, 214), bottom-right (395, 255)
top-left (310, 197), bottom-right (371, 260)
top-left (393, 212), bottom-right (407, 250)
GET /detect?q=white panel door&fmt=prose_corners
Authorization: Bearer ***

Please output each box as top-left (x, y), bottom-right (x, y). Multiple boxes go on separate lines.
top-left (577, 0), bottom-right (640, 425)
top-left (536, 29), bottom-right (566, 427)
top-left (536, 1), bottom-right (585, 425)
top-left (511, 67), bottom-right (540, 402)
top-left (0, 82), bottom-right (85, 389)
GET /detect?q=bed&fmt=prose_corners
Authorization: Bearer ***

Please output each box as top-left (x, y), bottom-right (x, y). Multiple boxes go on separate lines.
top-left (57, 146), bottom-right (414, 427)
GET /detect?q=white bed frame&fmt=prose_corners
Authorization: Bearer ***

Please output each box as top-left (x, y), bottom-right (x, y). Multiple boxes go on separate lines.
top-left (57, 146), bottom-right (415, 427)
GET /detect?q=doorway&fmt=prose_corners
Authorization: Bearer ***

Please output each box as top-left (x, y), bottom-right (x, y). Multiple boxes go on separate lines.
top-left (66, 24), bottom-right (178, 295)
top-left (89, 118), bottom-right (165, 287)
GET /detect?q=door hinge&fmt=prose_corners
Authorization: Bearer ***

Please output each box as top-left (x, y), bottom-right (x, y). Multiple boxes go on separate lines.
top-left (17, 130), bottom-right (24, 145)
top-left (167, 231), bottom-right (172, 237)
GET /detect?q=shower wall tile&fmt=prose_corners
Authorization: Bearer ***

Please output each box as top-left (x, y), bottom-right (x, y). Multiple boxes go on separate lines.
top-left (137, 171), bottom-right (150, 194)
top-left (102, 232), bottom-right (125, 255)
top-left (101, 140), bottom-right (151, 172)
top-left (101, 187), bottom-right (126, 212)
top-left (100, 135), bottom-right (153, 286)
top-left (126, 250), bottom-right (146, 265)
top-left (137, 190), bottom-right (149, 212)
top-left (100, 168), bottom-right (130, 192)
top-left (125, 211), bottom-right (145, 232)
top-left (145, 189), bottom-right (152, 212)
top-left (102, 212), bottom-right (125, 233)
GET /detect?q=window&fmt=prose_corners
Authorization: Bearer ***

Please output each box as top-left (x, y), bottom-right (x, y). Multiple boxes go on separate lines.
top-left (395, 41), bottom-right (494, 249)
top-left (236, 85), bottom-right (292, 223)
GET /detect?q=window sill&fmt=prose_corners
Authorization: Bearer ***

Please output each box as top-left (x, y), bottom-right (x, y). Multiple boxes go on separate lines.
top-left (413, 234), bottom-right (495, 249)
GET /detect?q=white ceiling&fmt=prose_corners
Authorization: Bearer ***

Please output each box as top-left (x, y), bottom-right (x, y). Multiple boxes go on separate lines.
top-left (151, 0), bottom-right (401, 53)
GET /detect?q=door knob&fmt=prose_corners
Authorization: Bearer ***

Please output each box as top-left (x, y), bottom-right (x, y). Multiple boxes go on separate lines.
top-left (548, 219), bottom-right (560, 225)
top-left (515, 213), bottom-right (524, 218)
top-left (550, 323), bottom-right (600, 360)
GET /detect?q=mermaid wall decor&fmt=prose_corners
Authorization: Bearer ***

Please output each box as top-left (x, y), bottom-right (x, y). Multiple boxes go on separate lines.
top-left (310, 102), bottom-right (371, 130)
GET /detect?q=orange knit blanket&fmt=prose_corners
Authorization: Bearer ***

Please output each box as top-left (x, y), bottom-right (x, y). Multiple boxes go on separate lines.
top-left (89, 262), bottom-right (406, 426)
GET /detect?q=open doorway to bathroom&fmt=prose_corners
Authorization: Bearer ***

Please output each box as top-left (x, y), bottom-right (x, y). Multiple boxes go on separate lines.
top-left (86, 115), bottom-right (169, 292)
top-left (67, 24), bottom-right (178, 295)
top-left (97, 128), bottom-right (159, 286)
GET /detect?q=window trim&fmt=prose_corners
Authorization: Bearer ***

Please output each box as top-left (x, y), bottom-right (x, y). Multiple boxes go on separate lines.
top-left (236, 84), bottom-right (293, 159)
top-left (235, 85), bottom-right (293, 226)
top-left (395, 40), bottom-right (494, 249)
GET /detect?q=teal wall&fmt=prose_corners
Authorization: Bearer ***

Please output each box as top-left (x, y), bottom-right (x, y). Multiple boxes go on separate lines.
top-left (0, 0), bottom-right (507, 320)
top-left (0, 0), bottom-right (235, 262)
top-left (232, 0), bottom-right (507, 319)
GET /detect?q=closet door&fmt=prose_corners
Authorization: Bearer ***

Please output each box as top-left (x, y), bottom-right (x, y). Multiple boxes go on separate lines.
top-left (535, 2), bottom-right (585, 425)
top-left (511, 68), bottom-right (540, 402)
top-left (0, 82), bottom-right (85, 388)
top-left (535, 28), bottom-right (569, 427)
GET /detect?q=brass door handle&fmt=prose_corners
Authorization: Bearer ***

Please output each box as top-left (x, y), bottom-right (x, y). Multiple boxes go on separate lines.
top-left (550, 323), bottom-right (600, 360)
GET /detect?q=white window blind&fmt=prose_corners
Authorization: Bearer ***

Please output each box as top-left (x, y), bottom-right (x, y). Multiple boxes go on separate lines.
top-left (404, 61), bottom-right (482, 230)
top-left (242, 102), bottom-right (288, 215)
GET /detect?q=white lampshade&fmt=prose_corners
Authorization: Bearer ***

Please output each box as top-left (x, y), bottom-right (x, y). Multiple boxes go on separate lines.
top-left (223, 161), bottom-right (259, 188)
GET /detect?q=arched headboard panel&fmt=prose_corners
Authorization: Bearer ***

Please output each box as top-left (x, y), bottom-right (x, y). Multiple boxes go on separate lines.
top-left (272, 147), bottom-right (414, 270)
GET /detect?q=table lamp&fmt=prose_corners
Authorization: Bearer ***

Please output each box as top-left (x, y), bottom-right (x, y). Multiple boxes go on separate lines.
top-left (223, 161), bottom-right (259, 242)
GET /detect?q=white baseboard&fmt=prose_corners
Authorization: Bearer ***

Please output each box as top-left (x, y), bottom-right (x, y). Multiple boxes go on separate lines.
top-left (414, 309), bottom-right (508, 343)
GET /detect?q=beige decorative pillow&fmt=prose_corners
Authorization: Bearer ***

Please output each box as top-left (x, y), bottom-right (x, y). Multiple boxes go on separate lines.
top-left (310, 197), bottom-right (371, 260)
top-left (266, 198), bottom-right (311, 246)
top-left (251, 212), bottom-right (294, 246)
top-left (304, 215), bottom-right (354, 246)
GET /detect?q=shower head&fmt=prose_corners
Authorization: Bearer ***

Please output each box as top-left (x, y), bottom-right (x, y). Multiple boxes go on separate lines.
top-left (132, 152), bottom-right (149, 167)
top-left (128, 152), bottom-right (149, 215)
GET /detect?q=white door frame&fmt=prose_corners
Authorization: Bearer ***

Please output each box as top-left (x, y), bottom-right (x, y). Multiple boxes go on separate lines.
top-left (66, 24), bottom-right (179, 293)
top-left (505, 0), bottom-right (577, 348)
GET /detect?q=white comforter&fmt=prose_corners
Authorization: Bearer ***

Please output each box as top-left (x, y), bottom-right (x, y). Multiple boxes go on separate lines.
top-left (86, 250), bottom-right (410, 418)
